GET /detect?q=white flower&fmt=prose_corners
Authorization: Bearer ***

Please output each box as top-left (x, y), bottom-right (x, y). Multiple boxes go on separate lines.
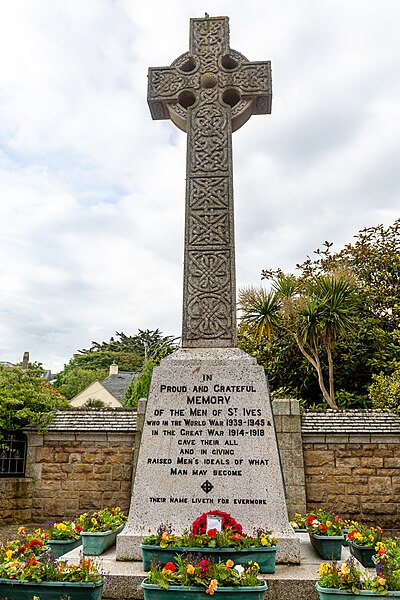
top-left (234, 564), bottom-right (245, 576)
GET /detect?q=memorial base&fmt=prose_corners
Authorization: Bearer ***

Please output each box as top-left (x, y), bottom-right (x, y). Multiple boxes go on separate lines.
top-left (117, 348), bottom-right (300, 564)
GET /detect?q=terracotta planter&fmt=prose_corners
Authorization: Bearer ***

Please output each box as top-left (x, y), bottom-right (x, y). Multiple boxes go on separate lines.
top-left (316, 582), bottom-right (400, 598)
top-left (309, 532), bottom-right (344, 560)
top-left (0, 578), bottom-right (104, 600)
top-left (48, 537), bottom-right (82, 558)
top-left (142, 579), bottom-right (268, 599)
top-left (140, 544), bottom-right (278, 573)
top-left (348, 541), bottom-right (376, 568)
top-left (82, 524), bottom-right (125, 556)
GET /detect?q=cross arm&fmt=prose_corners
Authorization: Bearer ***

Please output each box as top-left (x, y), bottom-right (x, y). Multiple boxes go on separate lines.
top-left (147, 67), bottom-right (183, 120)
top-left (220, 60), bottom-right (272, 116)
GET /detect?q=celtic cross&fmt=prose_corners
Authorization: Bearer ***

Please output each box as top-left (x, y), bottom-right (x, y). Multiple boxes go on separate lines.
top-left (148, 16), bottom-right (272, 347)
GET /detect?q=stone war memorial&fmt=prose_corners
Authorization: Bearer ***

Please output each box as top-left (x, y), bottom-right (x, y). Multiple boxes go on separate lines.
top-left (117, 15), bottom-right (300, 563)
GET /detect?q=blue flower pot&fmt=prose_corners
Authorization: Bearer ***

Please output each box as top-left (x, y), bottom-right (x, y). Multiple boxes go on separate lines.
top-left (82, 524), bottom-right (124, 555)
top-left (140, 544), bottom-right (278, 573)
top-left (0, 578), bottom-right (104, 600)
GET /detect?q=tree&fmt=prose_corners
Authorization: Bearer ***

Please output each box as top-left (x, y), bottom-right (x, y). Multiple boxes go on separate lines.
top-left (55, 366), bottom-right (108, 400)
top-left (249, 219), bottom-right (400, 408)
top-left (239, 273), bottom-right (359, 409)
top-left (54, 329), bottom-right (179, 399)
top-left (0, 364), bottom-right (68, 434)
top-left (124, 359), bottom-right (156, 408)
top-left (369, 362), bottom-right (400, 414)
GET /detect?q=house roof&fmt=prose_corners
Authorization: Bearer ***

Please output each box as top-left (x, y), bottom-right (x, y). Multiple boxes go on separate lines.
top-left (302, 409), bottom-right (400, 434)
top-left (101, 371), bottom-right (138, 401)
top-left (40, 409), bottom-right (137, 431)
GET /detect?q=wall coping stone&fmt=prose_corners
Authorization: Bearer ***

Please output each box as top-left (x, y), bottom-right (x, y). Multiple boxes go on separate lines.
top-left (25, 409), bottom-right (136, 432)
top-left (302, 410), bottom-right (400, 433)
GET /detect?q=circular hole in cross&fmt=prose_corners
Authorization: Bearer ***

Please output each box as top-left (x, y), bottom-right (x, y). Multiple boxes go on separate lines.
top-left (222, 88), bottom-right (241, 108)
top-left (178, 91), bottom-right (196, 109)
top-left (221, 54), bottom-right (239, 70)
top-left (179, 56), bottom-right (197, 73)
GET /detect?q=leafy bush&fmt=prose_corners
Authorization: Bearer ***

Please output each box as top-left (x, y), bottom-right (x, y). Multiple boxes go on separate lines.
top-left (369, 362), bottom-right (400, 414)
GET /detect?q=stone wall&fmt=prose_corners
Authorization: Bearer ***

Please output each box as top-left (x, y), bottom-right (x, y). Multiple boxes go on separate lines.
top-left (272, 399), bottom-right (307, 517)
top-left (0, 477), bottom-right (33, 523)
top-left (27, 430), bottom-right (134, 520)
top-left (303, 432), bottom-right (400, 533)
top-left (1, 407), bottom-right (400, 532)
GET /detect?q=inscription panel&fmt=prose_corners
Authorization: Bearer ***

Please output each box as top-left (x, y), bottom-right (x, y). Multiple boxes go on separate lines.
top-left (127, 351), bottom-right (291, 535)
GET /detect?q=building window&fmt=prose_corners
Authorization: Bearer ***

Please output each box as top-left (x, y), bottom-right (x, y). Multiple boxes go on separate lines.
top-left (0, 433), bottom-right (27, 477)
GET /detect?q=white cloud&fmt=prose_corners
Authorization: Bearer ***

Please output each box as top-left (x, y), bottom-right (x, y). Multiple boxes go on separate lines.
top-left (0, 0), bottom-right (399, 371)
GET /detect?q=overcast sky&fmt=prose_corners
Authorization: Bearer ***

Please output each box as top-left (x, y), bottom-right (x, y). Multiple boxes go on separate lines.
top-left (0, 0), bottom-right (399, 373)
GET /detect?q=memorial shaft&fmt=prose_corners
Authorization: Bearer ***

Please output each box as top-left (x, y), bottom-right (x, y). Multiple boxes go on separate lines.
top-left (148, 16), bottom-right (272, 347)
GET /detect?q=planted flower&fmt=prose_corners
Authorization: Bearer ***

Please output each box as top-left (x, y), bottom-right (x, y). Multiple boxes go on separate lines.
top-left (0, 527), bottom-right (48, 563)
top-left (142, 553), bottom-right (267, 598)
top-left (0, 543), bottom-right (105, 600)
top-left (307, 511), bottom-right (344, 537)
top-left (45, 520), bottom-right (82, 540)
top-left (307, 511), bottom-right (345, 561)
top-left (316, 557), bottom-right (387, 595)
top-left (373, 537), bottom-right (400, 592)
top-left (76, 507), bottom-right (127, 556)
top-left (76, 506), bottom-right (127, 533)
top-left (346, 524), bottom-right (382, 547)
top-left (289, 513), bottom-right (309, 530)
top-left (142, 523), bottom-right (277, 551)
top-left (141, 512), bottom-right (278, 574)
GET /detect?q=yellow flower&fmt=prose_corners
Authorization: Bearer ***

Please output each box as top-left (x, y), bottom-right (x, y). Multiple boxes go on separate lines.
top-left (326, 521), bottom-right (332, 528)
top-left (378, 577), bottom-right (385, 586)
top-left (261, 537), bottom-right (268, 546)
top-left (56, 523), bottom-right (68, 531)
top-left (91, 518), bottom-right (98, 525)
top-left (161, 532), bottom-right (169, 541)
top-left (186, 564), bottom-right (195, 574)
top-left (319, 564), bottom-right (331, 575)
top-left (375, 542), bottom-right (385, 551)
top-left (5, 550), bottom-right (13, 560)
top-left (340, 564), bottom-right (350, 575)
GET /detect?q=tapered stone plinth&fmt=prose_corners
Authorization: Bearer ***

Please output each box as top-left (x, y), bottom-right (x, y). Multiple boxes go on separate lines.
top-left (117, 349), bottom-right (300, 563)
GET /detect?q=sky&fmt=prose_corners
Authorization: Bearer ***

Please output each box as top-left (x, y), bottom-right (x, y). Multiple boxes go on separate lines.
top-left (0, 0), bottom-right (399, 373)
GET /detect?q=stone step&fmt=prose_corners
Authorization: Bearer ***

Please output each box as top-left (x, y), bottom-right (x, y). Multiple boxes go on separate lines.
top-left (64, 533), bottom-right (359, 600)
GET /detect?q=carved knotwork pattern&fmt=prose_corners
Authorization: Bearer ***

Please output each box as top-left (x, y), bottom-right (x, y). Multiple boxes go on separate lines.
top-left (187, 251), bottom-right (230, 292)
top-left (189, 177), bottom-right (229, 210)
top-left (191, 19), bottom-right (227, 71)
top-left (190, 91), bottom-right (229, 173)
top-left (187, 293), bottom-right (231, 339)
top-left (189, 211), bottom-right (229, 246)
top-left (149, 69), bottom-right (199, 100)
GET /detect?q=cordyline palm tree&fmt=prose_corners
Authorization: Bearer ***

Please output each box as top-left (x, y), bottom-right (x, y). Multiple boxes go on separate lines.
top-left (239, 273), bottom-right (358, 409)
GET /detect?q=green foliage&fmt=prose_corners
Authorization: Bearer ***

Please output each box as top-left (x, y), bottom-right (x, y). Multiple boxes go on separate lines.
top-left (0, 364), bottom-right (68, 434)
top-left (55, 366), bottom-right (108, 400)
top-left (369, 362), bottom-right (400, 413)
top-left (54, 329), bottom-right (179, 400)
top-left (124, 359), bottom-right (156, 407)
top-left (83, 398), bottom-right (106, 409)
top-left (249, 219), bottom-right (400, 408)
top-left (240, 273), bottom-right (359, 409)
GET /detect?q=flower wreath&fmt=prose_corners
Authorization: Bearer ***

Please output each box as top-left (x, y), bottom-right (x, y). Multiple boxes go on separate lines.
top-left (191, 510), bottom-right (243, 535)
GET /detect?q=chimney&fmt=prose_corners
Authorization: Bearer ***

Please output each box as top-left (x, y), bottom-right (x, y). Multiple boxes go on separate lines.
top-left (22, 351), bottom-right (29, 371)
top-left (109, 362), bottom-right (118, 376)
